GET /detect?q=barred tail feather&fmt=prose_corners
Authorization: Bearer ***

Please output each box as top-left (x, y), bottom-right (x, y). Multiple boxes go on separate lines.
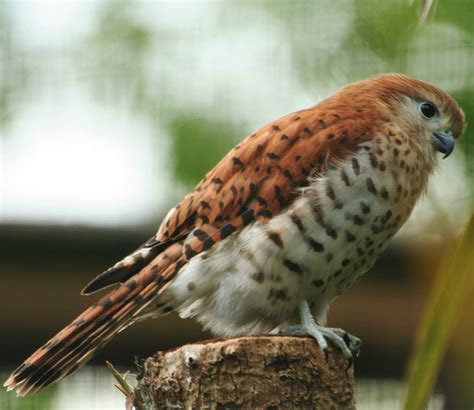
top-left (3, 259), bottom-right (177, 396)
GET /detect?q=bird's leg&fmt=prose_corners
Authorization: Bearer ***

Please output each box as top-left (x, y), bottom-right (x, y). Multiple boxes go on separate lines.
top-left (279, 300), bottom-right (361, 365)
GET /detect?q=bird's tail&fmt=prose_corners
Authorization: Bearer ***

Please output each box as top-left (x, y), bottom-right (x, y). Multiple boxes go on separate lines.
top-left (4, 253), bottom-right (180, 396)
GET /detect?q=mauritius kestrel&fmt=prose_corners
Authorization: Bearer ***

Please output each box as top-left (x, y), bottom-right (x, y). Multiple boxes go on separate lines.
top-left (5, 73), bottom-right (465, 395)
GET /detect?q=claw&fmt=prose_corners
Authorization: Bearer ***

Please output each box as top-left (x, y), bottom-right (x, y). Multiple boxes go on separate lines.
top-left (298, 300), bottom-right (361, 365)
top-left (344, 332), bottom-right (362, 357)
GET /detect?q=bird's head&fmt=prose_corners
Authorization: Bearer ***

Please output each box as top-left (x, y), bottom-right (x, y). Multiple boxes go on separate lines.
top-left (341, 73), bottom-right (466, 163)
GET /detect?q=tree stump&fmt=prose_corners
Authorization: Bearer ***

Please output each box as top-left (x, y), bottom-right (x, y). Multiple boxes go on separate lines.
top-left (133, 335), bottom-right (355, 409)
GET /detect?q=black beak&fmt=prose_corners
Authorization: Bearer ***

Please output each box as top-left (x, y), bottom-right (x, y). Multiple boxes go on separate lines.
top-left (432, 132), bottom-right (455, 159)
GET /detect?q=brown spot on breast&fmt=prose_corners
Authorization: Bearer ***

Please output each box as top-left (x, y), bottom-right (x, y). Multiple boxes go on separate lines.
top-left (290, 212), bottom-right (305, 233)
top-left (366, 178), bottom-right (377, 195)
top-left (283, 258), bottom-right (303, 274)
top-left (341, 169), bottom-right (350, 186)
top-left (369, 153), bottom-right (378, 168)
top-left (312, 280), bottom-right (324, 288)
top-left (381, 210), bottom-right (393, 223)
top-left (311, 203), bottom-right (325, 226)
top-left (333, 200), bottom-right (343, 210)
top-left (251, 272), bottom-right (265, 283)
top-left (326, 183), bottom-right (336, 200)
top-left (352, 158), bottom-right (360, 175)
top-left (307, 237), bottom-right (324, 252)
top-left (326, 225), bottom-right (338, 240)
top-left (344, 230), bottom-right (356, 242)
top-left (268, 288), bottom-right (289, 301)
top-left (371, 223), bottom-right (382, 234)
top-left (268, 231), bottom-right (284, 248)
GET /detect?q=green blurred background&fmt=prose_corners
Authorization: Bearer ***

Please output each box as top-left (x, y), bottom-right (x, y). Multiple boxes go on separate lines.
top-left (0, 1), bottom-right (472, 409)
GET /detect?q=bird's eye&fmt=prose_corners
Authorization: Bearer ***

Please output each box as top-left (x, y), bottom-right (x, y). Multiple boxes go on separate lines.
top-left (419, 102), bottom-right (438, 119)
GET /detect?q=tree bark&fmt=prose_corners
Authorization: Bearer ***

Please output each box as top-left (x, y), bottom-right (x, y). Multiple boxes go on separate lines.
top-left (133, 335), bottom-right (355, 409)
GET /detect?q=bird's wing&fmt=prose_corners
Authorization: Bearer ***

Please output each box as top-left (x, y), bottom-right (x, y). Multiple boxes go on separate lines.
top-left (83, 103), bottom-right (375, 294)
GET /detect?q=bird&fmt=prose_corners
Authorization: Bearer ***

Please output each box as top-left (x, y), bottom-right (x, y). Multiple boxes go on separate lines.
top-left (5, 73), bottom-right (465, 396)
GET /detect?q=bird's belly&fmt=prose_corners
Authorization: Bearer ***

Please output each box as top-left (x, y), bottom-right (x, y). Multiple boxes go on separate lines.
top-left (166, 150), bottom-right (409, 336)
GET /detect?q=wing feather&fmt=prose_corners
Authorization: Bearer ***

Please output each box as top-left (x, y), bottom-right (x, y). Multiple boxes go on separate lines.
top-left (83, 102), bottom-right (377, 292)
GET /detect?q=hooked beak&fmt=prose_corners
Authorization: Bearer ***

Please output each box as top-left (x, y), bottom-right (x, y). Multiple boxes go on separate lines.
top-left (432, 131), bottom-right (455, 159)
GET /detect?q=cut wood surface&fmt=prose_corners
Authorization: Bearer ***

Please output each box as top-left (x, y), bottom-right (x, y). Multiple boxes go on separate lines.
top-left (133, 335), bottom-right (355, 409)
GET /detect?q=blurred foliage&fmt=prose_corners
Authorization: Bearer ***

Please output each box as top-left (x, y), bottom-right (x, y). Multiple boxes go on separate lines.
top-left (403, 215), bottom-right (474, 410)
top-left (453, 89), bottom-right (474, 177)
top-left (0, 5), bottom-right (29, 130)
top-left (354, 1), bottom-right (417, 68)
top-left (437, 0), bottom-right (474, 36)
top-left (168, 115), bottom-right (242, 185)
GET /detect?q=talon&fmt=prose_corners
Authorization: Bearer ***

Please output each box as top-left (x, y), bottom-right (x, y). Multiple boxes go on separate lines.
top-left (298, 300), bottom-right (362, 364)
